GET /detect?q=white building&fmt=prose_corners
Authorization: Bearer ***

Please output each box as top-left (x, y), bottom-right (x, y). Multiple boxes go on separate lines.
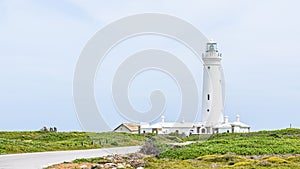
top-left (200, 40), bottom-right (250, 134)
top-left (230, 115), bottom-right (251, 133)
top-left (201, 39), bottom-right (224, 126)
top-left (138, 114), bottom-right (250, 135)
top-left (214, 116), bottom-right (232, 133)
top-left (140, 122), bottom-right (195, 136)
top-left (138, 116), bottom-right (194, 135)
top-left (213, 115), bottom-right (250, 134)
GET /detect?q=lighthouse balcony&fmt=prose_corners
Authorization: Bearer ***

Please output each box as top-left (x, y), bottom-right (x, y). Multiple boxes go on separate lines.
top-left (202, 53), bottom-right (222, 58)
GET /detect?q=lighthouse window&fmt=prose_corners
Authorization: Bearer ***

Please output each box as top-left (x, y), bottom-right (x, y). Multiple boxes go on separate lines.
top-left (208, 66), bottom-right (210, 69)
top-left (207, 94), bottom-right (210, 100)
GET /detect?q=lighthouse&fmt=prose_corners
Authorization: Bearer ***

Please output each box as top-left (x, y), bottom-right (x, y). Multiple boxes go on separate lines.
top-left (125, 40), bottom-right (250, 135)
top-left (201, 40), bottom-right (225, 126)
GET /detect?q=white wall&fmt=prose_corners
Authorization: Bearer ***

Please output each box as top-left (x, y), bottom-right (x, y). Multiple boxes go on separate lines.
top-left (140, 128), bottom-right (152, 134)
top-left (163, 127), bottom-right (194, 136)
top-left (232, 126), bottom-right (250, 133)
top-left (238, 127), bottom-right (250, 133)
top-left (202, 51), bottom-right (224, 126)
top-left (218, 128), bottom-right (232, 133)
top-left (114, 125), bottom-right (138, 134)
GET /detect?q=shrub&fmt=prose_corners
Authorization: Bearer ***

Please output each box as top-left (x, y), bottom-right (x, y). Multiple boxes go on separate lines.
top-left (140, 140), bottom-right (161, 157)
top-left (267, 157), bottom-right (288, 164)
top-left (197, 154), bottom-right (247, 163)
top-left (286, 156), bottom-right (300, 162)
top-left (256, 160), bottom-right (272, 166)
top-left (232, 161), bottom-right (251, 167)
top-left (110, 142), bottom-right (118, 146)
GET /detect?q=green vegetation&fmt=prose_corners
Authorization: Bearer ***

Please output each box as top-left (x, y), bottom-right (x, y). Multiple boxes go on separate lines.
top-left (71, 157), bottom-right (111, 164)
top-left (49, 154), bottom-right (300, 169)
top-left (146, 155), bottom-right (300, 168)
top-left (46, 128), bottom-right (300, 169)
top-left (159, 128), bottom-right (300, 160)
top-left (0, 131), bottom-right (146, 154)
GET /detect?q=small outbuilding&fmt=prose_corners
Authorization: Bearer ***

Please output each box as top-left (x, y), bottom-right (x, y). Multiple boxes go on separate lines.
top-left (213, 115), bottom-right (250, 134)
top-left (214, 116), bottom-right (232, 134)
top-left (231, 115), bottom-right (250, 133)
top-left (113, 123), bottom-right (139, 134)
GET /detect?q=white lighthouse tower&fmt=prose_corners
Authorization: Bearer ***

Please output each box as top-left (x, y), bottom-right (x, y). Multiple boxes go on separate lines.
top-left (201, 40), bottom-right (225, 126)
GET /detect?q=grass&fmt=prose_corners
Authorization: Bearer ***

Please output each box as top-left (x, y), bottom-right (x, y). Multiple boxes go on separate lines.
top-left (46, 128), bottom-right (300, 169)
top-left (48, 154), bottom-right (300, 169)
top-left (146, 155), bottom-right (300, 169)
top-left (0, 131), bottom-right (146, 154)
top-left (159, 128), bottom-right (300, 160)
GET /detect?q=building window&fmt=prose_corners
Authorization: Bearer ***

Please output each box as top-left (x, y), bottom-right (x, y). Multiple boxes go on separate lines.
top-left (208, 66), bottom-right (210, 69)
top-left (207, 94), bottom-right (210, 100)
top-left (207, 109), bottom-right (210, 112)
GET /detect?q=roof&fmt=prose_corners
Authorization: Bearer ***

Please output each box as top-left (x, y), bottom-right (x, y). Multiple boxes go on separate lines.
top-left (213, 121), bottom-right (250, 129)
top-left (142, 122), bottom-right (195, 129)
top-left (215, 122), bottom-right (232, 129)
top-left (231, 121), bottom-right (250, 128)
top-left (114, 123), bottom-right (139, 132)
top-left (208, 39), bottom-right (216, 44)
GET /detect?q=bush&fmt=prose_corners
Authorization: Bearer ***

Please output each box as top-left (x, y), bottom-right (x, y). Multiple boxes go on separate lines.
top-left (286, 156), bottom-right (300, 162)
top-left (111, 142), bottom-right (118, 146)
top-left (140, 140), bottom-right (161, 157)
top-left (197, 154), bottom-right (247, 163)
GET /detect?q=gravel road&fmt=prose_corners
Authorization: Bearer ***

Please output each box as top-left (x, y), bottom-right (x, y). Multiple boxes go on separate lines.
top-left (0, 146), bottom-right (141, 169)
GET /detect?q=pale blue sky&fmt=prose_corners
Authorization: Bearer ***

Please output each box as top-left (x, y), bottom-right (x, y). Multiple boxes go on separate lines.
top-left (1, 0), bottom-right (300, 131)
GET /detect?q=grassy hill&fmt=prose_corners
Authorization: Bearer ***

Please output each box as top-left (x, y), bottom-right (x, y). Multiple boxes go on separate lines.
top-left (159, 128), bottom-right (300, 159)
top-left (0, 131), bottom-right (146, 154)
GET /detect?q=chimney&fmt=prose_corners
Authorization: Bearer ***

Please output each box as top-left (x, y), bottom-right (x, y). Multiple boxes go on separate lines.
top-left (224, 116), bottom-right (229, 123)
top-left (236, 114), bottom-right (240, 122)
top-left (161, 116), bottom-right (165, 123)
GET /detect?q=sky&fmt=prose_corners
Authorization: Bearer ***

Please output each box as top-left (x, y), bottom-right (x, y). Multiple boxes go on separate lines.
top-left (0, 0), bottom-right (300, 131)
